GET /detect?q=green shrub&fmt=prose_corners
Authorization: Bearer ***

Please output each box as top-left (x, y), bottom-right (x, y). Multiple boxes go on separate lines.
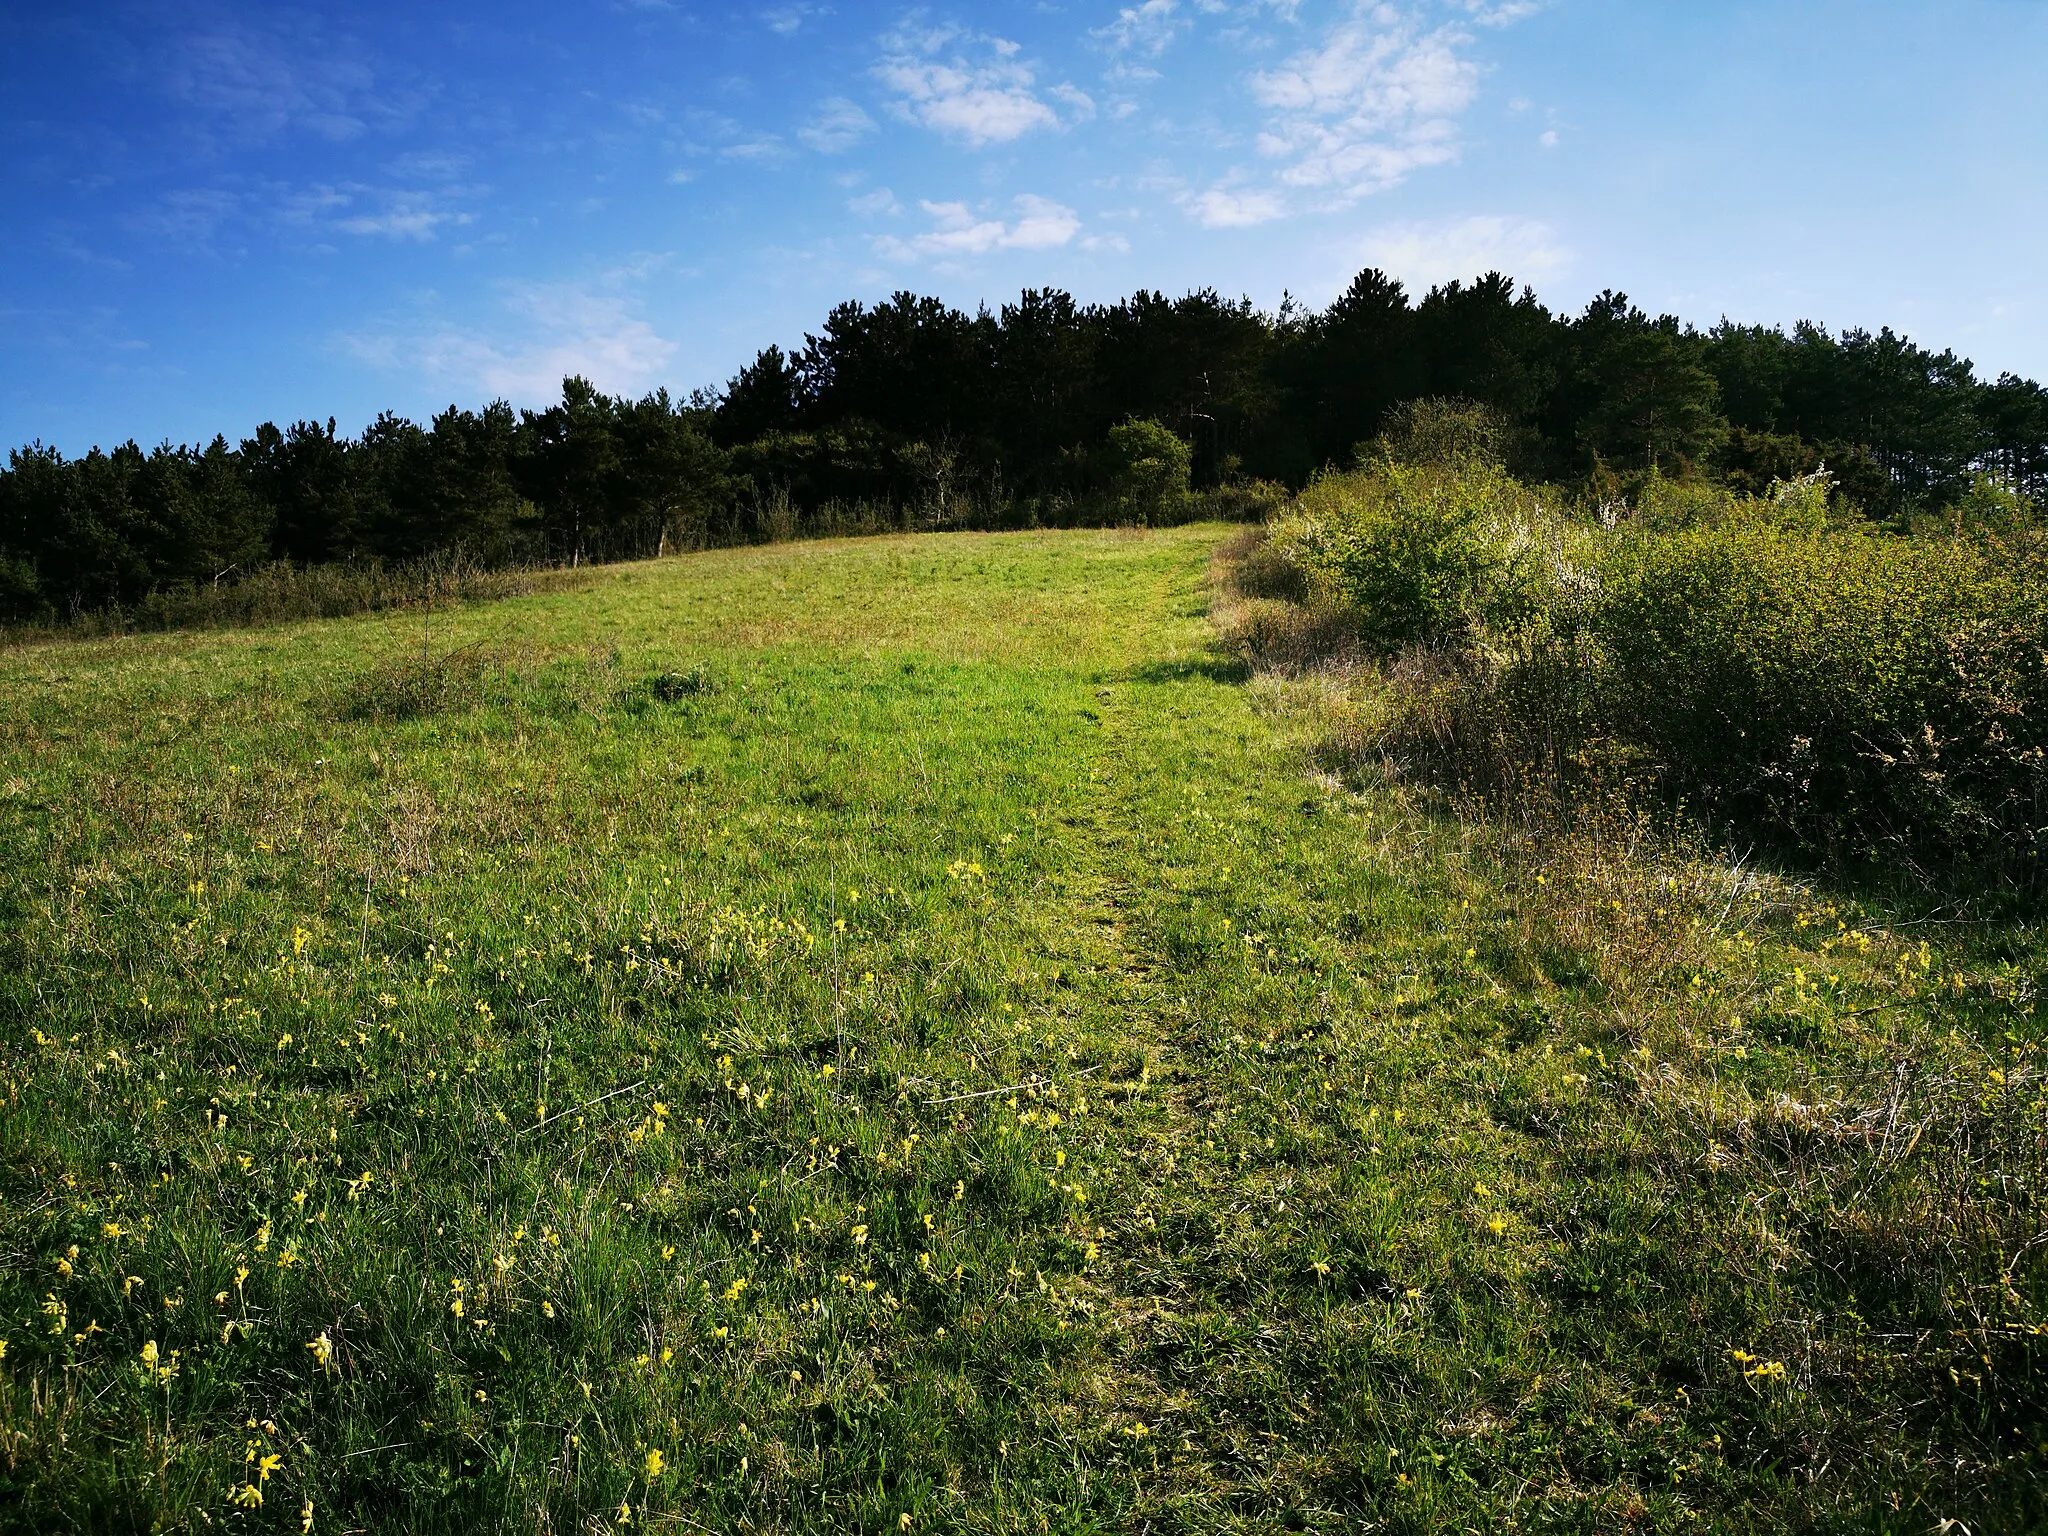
top-left (1631, 466), bottom-right (1833, 532)
top-left (1270, 462), bottom-right (1548, 654)
top-left (1102, 419), bottom-right (1192, 524)
top-left (1365, 396), bottom-right (1510, 470)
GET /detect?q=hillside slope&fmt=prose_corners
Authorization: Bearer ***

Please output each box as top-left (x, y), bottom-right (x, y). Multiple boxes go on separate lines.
top-left (0, 527), bottom-right (2036, 1533)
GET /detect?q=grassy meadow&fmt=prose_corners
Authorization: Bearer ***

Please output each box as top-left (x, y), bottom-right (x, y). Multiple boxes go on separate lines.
top-left (0, 525), bottom-right (2042, 1533)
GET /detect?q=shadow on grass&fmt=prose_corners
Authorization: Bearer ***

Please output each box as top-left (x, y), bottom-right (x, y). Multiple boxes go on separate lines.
top-left (1116, 654), bottom-right (1252, 687)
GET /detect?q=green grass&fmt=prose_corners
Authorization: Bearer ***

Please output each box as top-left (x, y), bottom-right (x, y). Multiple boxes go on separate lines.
top-left (0, 526), bottom-right (2042, 1533)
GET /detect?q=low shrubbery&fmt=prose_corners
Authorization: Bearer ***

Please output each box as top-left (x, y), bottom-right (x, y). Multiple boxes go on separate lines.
top-left (1245, 443), bottom-right (2048, 873)
top-left (1590, 507), bottom-right (2048, 859)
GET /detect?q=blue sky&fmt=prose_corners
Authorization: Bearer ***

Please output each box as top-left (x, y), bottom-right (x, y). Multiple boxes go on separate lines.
top-left (5, 0), bottom-right (2046, 453)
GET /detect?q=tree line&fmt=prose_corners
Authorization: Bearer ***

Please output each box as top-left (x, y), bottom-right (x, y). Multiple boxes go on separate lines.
top-left (5, 268), bottom-right (2046, 623)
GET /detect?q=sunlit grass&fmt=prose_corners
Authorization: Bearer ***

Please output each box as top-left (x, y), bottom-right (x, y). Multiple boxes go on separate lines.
top-left (0, 526), bottom-right (2041, 1533)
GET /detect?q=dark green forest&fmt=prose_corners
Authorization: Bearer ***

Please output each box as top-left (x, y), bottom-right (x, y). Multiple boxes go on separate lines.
top-left (6, 268), bottom-right (2047, 623)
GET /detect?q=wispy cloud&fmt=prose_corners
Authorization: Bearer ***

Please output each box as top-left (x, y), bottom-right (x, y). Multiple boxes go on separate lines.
top-left (873, 194), bottom-right (1082, 259)
top-left (132, 187), bottom-right (247, 249)
top-left (762, 3), bottom-right (829, 35)
top-left (720, 137), bottom-right (790, 162)
top-left (161, 18), bottom-right (420, 145)
top-left (386, 151), bottom-right (472, 181)
top-left (342, 278), bottom-right (678, 402)
top-left (798, 98), bottom-right (877, 153)
top-left (132, 173), bottom-right (481, 251)
top-left (874, 24), bottom-right (1085, 145)
top-left (331, 190), bottom-right (475, 240)
top-left (1170, 1), bottom-right (1531, 229)
top-left (1451, 0), bottom-right (1543, 26)
top-left (1094, 0), bottom-right (1190, 56)
top-left (847, 187), bottom-right (902, 216)
top-left (1356, 214), bottom-right (1569, 289)
top-left (275, 181), bottom-right (482, 242)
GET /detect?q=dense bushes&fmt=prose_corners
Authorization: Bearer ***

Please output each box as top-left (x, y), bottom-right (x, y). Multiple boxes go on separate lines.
top-left (1251, 449), bottom-right (2048, 871)
top-left (1590, 512), bottom-right (2048, 858)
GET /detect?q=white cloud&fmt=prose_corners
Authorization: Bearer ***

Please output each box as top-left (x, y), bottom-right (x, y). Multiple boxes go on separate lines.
top-left (798, 97), bottom-right (877, 153)
top-left (720, 137), bottom-right (789, 161)
top-left (1173, 2), bottom-right (1531, 226)
top-left (343, 280), bottom-right (677, 402)
top-left (1001, 195), bottom-right (1085, 248)
top-left (1452, 0), bottom-right (1542, 25)
top-left (847, 187), bottom-right (902, 216)
top-left (1356, 215), bottom-right (1569, 289)
top-left (874, 26), bottom-right (1082, 145)
top-left (1250, 10), bottom-right (1479, 199)
top-left (1049, 82), bottom-right (1098, 119)
top-left (762, 3), bottom-right (827, 35)
top-left (1180, 186), bottom-right (1288, 228)
top-left (1095, 0), bottom-right (1188, 55)
top-left (874, 194), bottom-right (1082, 260)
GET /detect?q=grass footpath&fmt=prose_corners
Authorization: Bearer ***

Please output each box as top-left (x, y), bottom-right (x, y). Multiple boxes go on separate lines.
top-left (0, 526), bottom-right (2041, 1533)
